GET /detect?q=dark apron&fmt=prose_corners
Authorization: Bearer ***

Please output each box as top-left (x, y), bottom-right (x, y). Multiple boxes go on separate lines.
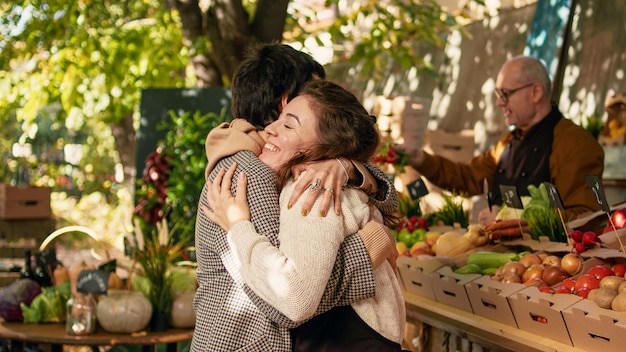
top-left (492, 106), bottom-right (561, 205)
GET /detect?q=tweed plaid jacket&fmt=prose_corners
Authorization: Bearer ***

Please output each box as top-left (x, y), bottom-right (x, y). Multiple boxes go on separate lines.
top-left (190, 150), bottom-right (396, 351)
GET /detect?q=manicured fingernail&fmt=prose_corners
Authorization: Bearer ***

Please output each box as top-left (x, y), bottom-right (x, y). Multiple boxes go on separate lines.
top-left (335, 210), bottom-right (341, 216)
top-left (288, 203), bottom-right (293, 209)
top-left (320, 211), bottom-right (326, 217)
top-left (302, 209), bottom-right (308, 216)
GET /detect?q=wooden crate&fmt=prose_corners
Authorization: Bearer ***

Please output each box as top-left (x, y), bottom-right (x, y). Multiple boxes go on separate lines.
top-left (0, 217), bottom-right (56, 287)
top-left (0, 185), bottom-right (52, 219)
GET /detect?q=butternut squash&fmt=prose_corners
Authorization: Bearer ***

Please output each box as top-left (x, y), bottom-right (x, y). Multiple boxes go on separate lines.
top-left (435, 232), bottom-right (472, 257)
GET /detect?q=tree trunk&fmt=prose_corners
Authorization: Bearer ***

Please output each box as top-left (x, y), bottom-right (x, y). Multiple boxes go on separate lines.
top-left (175, 0), bottom-right (291, 87)
top-left (110, 112), bottom-right (137, 194)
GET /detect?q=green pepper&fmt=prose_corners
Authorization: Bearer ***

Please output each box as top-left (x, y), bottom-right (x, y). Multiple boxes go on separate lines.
top-left (454, 263), bottom-right (482, 275)
top-left (481, 267), bottom-right (500, 275)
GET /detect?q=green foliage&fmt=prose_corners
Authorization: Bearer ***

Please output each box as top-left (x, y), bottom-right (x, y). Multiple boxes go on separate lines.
top-left (397, 192), bottom-right (422, 218)
top-left (0, 1), bottom-right (187, 193)
top-left (288, 0), bottom-right (466, 79)
top-left (582, 114), bottom-right (604, 139)
top-left (426, 193), bottom-right (469, 228)
top-left (161, 109), bottom-right (230, 241)
top-left (134, 108), bottom-right (230, 242)
top-left (521, 184), bottom-right (567, 242)
top-left (20, 280), bottom-right (72, 324)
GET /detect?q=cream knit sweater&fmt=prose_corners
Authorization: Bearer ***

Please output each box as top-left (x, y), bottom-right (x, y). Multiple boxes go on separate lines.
top-left (227, 176), bottom-right (406, 344)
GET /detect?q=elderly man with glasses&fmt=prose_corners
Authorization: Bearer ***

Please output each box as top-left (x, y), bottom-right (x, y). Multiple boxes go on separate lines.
top-left (404, 55), bottom-right (604, 225)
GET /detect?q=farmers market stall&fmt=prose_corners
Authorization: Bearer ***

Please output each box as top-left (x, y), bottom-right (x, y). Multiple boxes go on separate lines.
top-left (403, 290), bottom-right (586, 352)
top-left (384, 160), bottom-right (626, 352)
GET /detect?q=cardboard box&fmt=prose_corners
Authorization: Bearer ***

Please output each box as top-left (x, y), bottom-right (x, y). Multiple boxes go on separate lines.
top-left (430, 266), bottom-right (480, 313)
top-left (501, 233), bottom-right (560, 252)
top-left (599, 228), bottom-right (626, 251)
top-left (0, 185), bottom-right (52, 219)
top-left (424, 129), bottom-right (475, 163)
top-left (563, 298), bottom-right (626, 352)
top-left (508, 286), bottom-right (582, 346)
top-left (396, 256), bottom-right (444, 300)
top-left (465, 275), bottom-right (525, 328)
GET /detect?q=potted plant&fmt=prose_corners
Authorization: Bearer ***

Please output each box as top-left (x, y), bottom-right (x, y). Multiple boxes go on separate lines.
top-left (129, 217), bottom-right (188, 331)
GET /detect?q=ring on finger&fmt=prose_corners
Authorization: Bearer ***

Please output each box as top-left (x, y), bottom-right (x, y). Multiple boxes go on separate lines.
top-left (309, 178), bottom-right (322, 191)
top-left (324, 188), bottom-right (334, 194)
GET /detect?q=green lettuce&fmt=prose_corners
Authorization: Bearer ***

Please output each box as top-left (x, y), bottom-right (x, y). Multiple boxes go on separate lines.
top-left (20, 280), bottom-right (71, 323)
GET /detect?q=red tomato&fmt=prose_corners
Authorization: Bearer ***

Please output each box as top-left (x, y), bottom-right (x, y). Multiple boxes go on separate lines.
top-left (586, 265), bottom-right (614, 280)
top-left (560, 277), bottom-right (577, 292)
top-left (610, 208), bottom-right (626, 229)
top-left (611, 263), bottom-right (626, 278)
top-left (575, 274), bottom-right (600, 291)
top-left (576, 287), bottom-right (591, 298)
top-left (553, 285), bottom-right (573, 294)
top-left (539, 286), bottom-right (554, 294)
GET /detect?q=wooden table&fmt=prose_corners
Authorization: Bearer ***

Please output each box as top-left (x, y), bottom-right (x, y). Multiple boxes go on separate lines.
top-left (403, 290), bottom-right (586, 352)
top-left (0, 321), bottom-right (193, 352)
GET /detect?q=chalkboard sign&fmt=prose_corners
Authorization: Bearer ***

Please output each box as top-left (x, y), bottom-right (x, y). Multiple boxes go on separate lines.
top-left (406, 177), bottom-right (429, 200)
top-left (137, 87), bottom-right (232, 178)
top-left (76, 270), bottom-right (111, 295)
top-left (499, 184), bottom-right (524, 209)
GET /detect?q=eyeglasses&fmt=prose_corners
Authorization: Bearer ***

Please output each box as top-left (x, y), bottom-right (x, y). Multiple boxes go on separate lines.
top-left (494, 83), bottom-right (534, 104)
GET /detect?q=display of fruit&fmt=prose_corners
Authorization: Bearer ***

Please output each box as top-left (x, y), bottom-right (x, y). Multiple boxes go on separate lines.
top-left (568, 229), bottom-right (599, 253)
top-left (392, 216), bottom-right (429, 248)
top-left (395, 230), bottom-right (440, 258)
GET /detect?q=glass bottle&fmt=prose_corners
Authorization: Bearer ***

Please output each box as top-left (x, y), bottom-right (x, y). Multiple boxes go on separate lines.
top-left (19, 249), bottom-right (35, 280)
top-left (34, 252), bottom-right (53, 287)
top-left (66, 292), bottom-right (97, 335)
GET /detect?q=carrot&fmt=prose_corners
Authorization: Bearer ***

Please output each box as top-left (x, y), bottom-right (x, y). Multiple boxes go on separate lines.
top-left (489, 226), bottom-right (531, 237)
top-left (485, 219), bottom-right (528, 233)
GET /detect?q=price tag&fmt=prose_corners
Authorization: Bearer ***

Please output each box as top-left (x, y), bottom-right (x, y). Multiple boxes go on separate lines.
top-left (76, 270), bottom-right (111, 295)
top-left (406, 177), bottom-right (429, 200)
top-left (483, 178), bottom-right (493, 212)
top-left (585, 175), bottom-right (610, 213)
top-left (98, 259), bottom-right (117, 273)
top-left (499, 185), bottom-right (524, 209)
top-left (543, 182), bottom-right (564, 210)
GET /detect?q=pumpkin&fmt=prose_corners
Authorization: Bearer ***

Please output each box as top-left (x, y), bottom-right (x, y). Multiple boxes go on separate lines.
top-left (169, 290), bottom-right (196, 328)
top-left (96, 290), bottom-right (153, 333)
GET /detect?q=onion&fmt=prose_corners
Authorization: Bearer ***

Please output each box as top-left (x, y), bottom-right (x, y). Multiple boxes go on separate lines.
top-left (524, 277), bottom-right (547, 287)
top-left (519, 253), bottom-right (542, 267)
top-left (501, 274), bottom-right (522, 284)
top-left (561, 253), bottom-right (584, 276)
top-left (542, 255), bottom-right (562, 267)
top-left (501, 261), bottom-right (526, 277)
top-left (542, 265), bottom-right (569, 286)
top-left (522, 264), bottom-right (544, 283)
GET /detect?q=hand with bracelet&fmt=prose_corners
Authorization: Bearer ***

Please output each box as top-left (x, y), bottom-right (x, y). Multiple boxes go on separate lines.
top-left (289, 157), bottom-right (378, 216)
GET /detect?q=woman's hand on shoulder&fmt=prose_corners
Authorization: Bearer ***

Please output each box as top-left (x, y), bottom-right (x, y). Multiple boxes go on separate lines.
top-left (289, 159), bottom-right (346, 216)
top-left (202, 162), bottom-right (251, 231)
